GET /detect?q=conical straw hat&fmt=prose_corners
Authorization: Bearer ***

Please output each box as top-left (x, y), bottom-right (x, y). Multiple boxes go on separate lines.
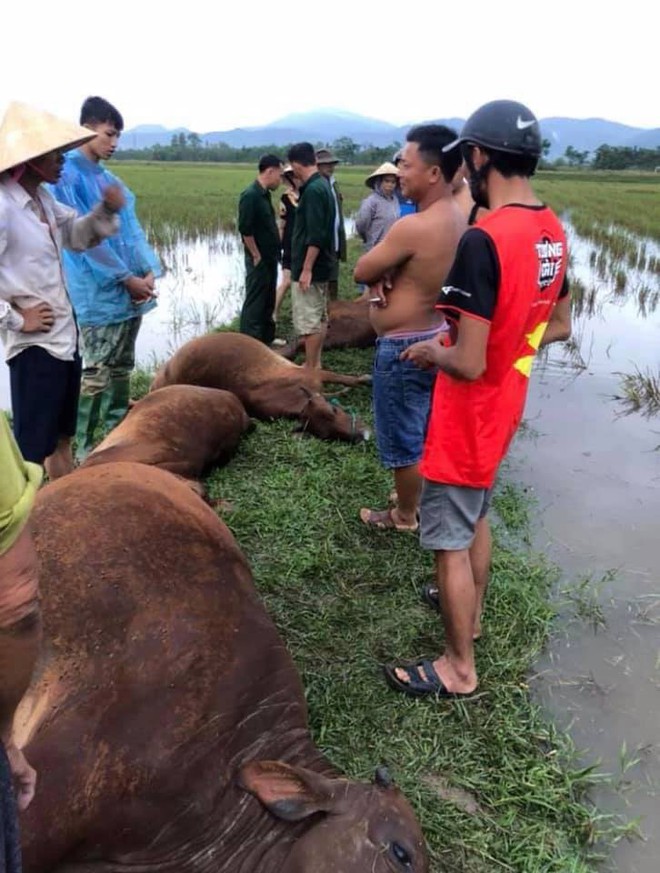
top-left (0, 102), bottom-right (96, 175)
top-left (365, 162), bottom-right (399, 188)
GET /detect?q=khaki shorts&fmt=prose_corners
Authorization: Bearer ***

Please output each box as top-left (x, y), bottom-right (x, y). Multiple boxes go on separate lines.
top-left (292, 281), bottom-right (329, 335)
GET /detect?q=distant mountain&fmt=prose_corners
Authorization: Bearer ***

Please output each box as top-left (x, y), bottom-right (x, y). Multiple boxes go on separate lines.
top-left (119, 109), bottom-right (659, 159)
top-left (626, 127), bottom-right (660, 150)
top-left (120, 125), bottom-right (189, 149)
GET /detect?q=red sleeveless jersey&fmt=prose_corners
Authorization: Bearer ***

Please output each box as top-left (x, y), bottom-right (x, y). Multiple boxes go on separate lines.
top-left (421, 204), bottom-right (567, 488)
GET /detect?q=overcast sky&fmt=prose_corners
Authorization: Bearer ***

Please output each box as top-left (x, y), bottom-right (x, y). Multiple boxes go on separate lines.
top-left (2, 0), bottom-right (657, 133)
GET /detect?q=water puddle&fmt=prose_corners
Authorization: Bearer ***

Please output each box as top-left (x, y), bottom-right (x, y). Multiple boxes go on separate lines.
top-left (511, 222), bottom-right (660, 871)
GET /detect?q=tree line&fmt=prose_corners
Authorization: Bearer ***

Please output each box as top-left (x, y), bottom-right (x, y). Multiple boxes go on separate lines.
top-left (113, 133), bottom-right (660, 171)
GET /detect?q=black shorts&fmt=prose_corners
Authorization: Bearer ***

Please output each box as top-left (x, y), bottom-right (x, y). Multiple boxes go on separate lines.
top-left (8, 346), bottom-right (82, 464)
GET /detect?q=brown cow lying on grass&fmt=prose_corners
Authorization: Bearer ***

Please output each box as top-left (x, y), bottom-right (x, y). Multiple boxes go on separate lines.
top-left (17, 463), bottom-right (429, 873)
top-left (151, 331), bottom-right (371, 442)
top-left (280, 297), bottom-right (376, 360)
top-left (83, 385), bottom-right (251, 482)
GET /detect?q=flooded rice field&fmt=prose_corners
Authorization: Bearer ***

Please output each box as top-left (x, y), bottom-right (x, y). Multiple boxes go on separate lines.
top-left (512, 225), bottom-right (660, 871)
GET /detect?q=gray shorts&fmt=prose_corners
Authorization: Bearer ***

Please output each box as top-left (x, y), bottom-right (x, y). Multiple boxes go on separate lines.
top-left (420, 479), bottom-right (492, 551)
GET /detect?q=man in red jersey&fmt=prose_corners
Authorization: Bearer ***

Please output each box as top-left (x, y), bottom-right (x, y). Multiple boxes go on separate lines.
top-left (383, 100), bottom-right (572, 699)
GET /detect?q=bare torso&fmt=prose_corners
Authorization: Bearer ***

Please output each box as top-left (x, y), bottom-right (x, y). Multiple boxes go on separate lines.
top-left (369, 197), bottom-right (467, 336)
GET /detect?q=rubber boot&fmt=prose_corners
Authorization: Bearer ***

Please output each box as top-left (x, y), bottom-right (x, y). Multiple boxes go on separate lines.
top-left (100, 377), bottom-right (131, 433)
top-left (75, 393), bottom-right (103, 462)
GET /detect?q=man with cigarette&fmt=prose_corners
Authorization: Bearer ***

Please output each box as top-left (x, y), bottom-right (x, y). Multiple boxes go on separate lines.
top-left (354, 125), bottom-right (466, 531)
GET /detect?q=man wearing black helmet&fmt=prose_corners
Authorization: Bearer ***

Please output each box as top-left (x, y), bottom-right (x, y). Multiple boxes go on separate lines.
top-left (384, 100), bottom-right (572, 699)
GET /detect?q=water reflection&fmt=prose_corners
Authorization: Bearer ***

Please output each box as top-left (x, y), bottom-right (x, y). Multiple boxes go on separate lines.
top-left (135, 231), bottom-right (244, 366)
top-left (538, 222), bottom-right (660, 388)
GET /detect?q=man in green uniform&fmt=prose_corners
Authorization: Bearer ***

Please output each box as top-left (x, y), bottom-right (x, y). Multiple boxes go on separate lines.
top-left (287, 142), bottom-right (336, 369)
top-left (238, 155), bottom-right (283, 344)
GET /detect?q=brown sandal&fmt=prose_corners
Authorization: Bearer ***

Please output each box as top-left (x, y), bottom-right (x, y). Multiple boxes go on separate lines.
top-left (359, 507), bottom-right (419, 533)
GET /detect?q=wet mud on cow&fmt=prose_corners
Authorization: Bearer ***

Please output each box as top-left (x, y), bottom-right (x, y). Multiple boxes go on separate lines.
top-left (17, 463), bottom-right (429, 873)
top-left (280, 297), bottom-right (377, 360)
top-left (151, 332), bottom-right (371, 442)
top-left (82, 385), bottom-right (251, 483)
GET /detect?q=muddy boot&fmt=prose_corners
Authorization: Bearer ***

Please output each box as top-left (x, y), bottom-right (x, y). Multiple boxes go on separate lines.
top-left (75, 393), bottom-right (103, 462)
top-left (100, 377), bottom-right (131, 433)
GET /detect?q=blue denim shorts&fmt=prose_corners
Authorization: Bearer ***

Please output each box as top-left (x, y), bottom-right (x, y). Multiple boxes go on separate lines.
top-left (372, 333), bottom-right (437, 469)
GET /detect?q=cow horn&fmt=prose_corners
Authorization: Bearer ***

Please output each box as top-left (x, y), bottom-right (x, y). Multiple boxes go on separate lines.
top-left (374, 765), bottom-right (394, 788)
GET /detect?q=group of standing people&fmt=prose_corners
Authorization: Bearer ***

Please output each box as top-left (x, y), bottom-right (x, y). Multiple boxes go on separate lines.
top-left (238, 145), bottom-right (348, 365)
top-left (235, 101), bottom-right (573, 701)
top-left (353, 103), bottom-right (572, 698)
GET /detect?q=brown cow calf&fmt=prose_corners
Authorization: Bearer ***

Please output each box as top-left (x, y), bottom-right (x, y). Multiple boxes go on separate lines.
top-left (151, 331), bottom-right (371, 442)
top-left (83, 385), bottom-right (251, 482)
top-left (17, 463), bottom-right (429, 873)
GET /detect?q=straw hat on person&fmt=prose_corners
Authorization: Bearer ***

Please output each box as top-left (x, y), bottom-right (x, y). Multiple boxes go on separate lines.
top-left (365, 161), bottom-right (399, 189)
top-left (0, 102), bottom-right (96, 175)
top-left (282, 163), bottom-right (295, 179)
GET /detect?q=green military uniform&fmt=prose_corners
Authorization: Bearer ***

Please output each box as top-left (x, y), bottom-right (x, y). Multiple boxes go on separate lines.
top-left (238, 180), bottom-right (281, 344)
top-left (291, 173), bottom-right (336, 283)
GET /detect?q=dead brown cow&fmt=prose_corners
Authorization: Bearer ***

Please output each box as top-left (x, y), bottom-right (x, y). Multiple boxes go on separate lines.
top-left (17, 463), bottom-right (429, 873)
top-left (151, 331), bottom-right (371, 442)
top-left (280, 297), bottom-right (376, 360)
top-left (83, 385), bottom-right (251, 482)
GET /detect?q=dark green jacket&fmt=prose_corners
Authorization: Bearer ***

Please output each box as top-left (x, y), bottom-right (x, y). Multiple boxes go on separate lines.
top-left (238, 180), bottom-right (280, 263)
top-left (291, 173), bottom-right (336, 282)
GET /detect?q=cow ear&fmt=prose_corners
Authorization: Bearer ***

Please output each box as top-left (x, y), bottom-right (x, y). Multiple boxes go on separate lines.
top-left (238, 760), bottom-right (341, 821)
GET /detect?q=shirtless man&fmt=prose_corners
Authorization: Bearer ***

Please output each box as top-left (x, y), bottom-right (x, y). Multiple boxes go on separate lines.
top-left (354, 125), bottom-right (466, 531)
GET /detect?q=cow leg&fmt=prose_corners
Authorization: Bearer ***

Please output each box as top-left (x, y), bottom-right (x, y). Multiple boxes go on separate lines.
top-left (317, 370), bottom-right (371, 387)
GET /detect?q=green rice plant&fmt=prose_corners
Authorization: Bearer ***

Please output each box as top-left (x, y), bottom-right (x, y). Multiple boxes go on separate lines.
top-left (615, 367), bottom-right (660, 418)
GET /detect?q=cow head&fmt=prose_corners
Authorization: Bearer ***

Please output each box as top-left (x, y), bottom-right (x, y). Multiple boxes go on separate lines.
top-left (296, 388), bottom-right (369, 443)
top-left (240, 761), bottom-right (429, 873)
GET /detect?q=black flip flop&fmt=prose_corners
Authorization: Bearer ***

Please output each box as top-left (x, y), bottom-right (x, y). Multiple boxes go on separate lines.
top-left (383, 659), bottom-right (473, 699)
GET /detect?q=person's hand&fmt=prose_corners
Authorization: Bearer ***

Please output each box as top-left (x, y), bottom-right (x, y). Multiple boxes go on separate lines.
top-left (252, 253), bottom-right (262, 268)
top-left (124, 276), bottom-right (155, 304)
top-left (299, 268), bottom-right (312, 292)
top-left (143, 271), bottom-right (156, 291)
top-left (368, 279), bottom-right (390, 308)
top-left (102, 184), bottom-right (125, 213)
top-left (400, 339), bottom-right (443, 370)
top-left (5, 741), bottom-right (36, 811)
top-left (18, 302), bottom-right (55, 333)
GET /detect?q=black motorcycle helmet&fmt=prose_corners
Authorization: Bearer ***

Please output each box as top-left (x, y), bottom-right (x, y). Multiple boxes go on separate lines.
top-left (443, 99), bottom-right (542, 158)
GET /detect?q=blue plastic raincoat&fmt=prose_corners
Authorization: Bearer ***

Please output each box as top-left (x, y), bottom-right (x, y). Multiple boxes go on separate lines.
top-left (50, 150), bottom-right (161, 326)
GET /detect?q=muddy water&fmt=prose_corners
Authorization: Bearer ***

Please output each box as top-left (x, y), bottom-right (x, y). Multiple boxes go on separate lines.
top-left (511, 225), bottom-right (660, 872)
